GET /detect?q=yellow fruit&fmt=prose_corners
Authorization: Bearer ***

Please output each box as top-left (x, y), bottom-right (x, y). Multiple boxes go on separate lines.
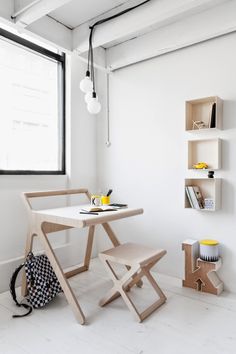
top-left (193, 162), bottom-right (208, 169)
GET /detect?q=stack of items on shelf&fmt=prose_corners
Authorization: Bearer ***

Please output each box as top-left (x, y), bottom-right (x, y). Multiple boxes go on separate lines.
top-left (185, 186), bottom-right (204, 209)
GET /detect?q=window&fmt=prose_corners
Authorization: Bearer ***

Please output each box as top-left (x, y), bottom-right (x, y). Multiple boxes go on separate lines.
top-left (0, 29), bottom-right (65, 175)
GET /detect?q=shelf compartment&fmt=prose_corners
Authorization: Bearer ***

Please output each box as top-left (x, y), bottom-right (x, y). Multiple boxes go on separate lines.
top-left (188, 138), bottom-right (221, 170)
top-left (185, 96), bottom-right (223, 132)
top-left (185, 178), bottom-right (221, 211)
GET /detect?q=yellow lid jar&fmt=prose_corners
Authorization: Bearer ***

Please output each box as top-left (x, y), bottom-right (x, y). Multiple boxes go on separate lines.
top-left (199, 239), bottom-right (219, 262)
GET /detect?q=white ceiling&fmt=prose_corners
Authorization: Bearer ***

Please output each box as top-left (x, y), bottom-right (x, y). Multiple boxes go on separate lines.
top-left (49, 0), bottom-right (131, 29)
top-left (9, 0), bottom-right (232, 55)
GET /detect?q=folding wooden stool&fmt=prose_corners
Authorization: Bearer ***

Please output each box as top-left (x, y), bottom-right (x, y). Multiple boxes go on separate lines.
top-left (99, 242), bottom-right (167, 322)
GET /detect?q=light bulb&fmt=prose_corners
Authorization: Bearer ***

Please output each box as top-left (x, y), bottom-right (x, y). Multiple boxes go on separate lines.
top-left (80, 71), bottom-right (93, 93)
top-left (84, 91), bottom-right (98, 104)
top-left (87, 99), bottom-right (101, 114)
top-left (80, 76), bottom-right (93, 93)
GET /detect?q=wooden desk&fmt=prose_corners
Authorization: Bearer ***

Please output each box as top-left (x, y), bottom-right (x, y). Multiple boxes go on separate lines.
top-left (22, 188), bottom-right (143, 324)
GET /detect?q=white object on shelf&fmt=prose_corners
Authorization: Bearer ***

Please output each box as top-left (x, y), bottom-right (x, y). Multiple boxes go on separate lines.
top-left (204, 198), bottom-right (215, 210)
top-left (199, 239), bottom-right (219, 262)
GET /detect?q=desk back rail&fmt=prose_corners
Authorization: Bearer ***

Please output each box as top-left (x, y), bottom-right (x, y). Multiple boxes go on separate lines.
top-left (24, 188), bottom-right (91, 199)
top-left (23, 188), bottom-right (91, 233)
top-left (23, 188), bottom-right (91, 210)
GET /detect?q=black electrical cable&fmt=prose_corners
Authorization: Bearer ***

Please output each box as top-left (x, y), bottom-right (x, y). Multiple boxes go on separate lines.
top-left (89, 26), bottom-right (96, 93)
top-left (87, 0), bottom-right (151, 95)
top-left (90, 0), bottom-right (151, 30)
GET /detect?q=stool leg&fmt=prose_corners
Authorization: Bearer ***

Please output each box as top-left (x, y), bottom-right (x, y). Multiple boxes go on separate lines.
top-left (99, 257), bottom-right (141, 320)
top-left (99, 286), bottom-right (120, 307)
top-left (119, 287), bottom-right (141, 322)
top-left (143, 268), bottom-right (166, 301)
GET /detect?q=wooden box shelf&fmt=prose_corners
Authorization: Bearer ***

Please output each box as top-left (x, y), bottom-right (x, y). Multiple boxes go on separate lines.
top-left (185, 178), bottom-right (221, 211)
top-left (185, 96), bottom-right (223, 132)
top-left (188, 138), bottom-right (221, 170)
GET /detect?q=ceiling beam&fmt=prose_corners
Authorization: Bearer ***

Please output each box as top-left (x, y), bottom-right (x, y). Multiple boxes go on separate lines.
top-left (27, 15), bottom-right (72, 50)
top-left (72, 0), bottom-right (229, 53)
top-left (106, 0), bottom-right (236, 71)
top-left (0, 12), bottom-right (72, 51)
top-left (14, 0), bottom-right (73, 27)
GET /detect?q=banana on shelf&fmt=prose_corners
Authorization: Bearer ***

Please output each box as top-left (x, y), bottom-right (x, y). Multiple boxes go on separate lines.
top-left (193, 162), bottom-right (208, 169)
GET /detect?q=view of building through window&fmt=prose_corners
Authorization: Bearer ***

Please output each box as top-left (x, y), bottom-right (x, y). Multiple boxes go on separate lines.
top-left (0, 35), bottom-right (64, 173)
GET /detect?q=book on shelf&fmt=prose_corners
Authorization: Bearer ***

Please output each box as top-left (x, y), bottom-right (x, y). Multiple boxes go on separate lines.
top-left (209, 102), bottom-right (216, 128)
top-left (186, 186), bottom-right (204, 209)
top-left (185, 187), bottom-right (194, 208)
top-left (186, 186), bottom-right (200, 209)
top-left (192, 186), bottom-right (204, 209)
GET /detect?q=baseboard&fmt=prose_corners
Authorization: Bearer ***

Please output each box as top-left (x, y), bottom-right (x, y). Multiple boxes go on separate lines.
top-left (0, 243), bottom-right (86, 294)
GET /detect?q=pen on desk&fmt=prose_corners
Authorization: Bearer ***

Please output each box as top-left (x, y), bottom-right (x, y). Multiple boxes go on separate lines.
top-left (79, 211), bottom-right (99, 215)
top-left (107, 189), bottom-right (113, 197)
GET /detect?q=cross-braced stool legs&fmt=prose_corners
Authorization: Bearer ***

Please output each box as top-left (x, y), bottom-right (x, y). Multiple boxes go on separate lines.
top-left (99, 253), bottom-right (166, 322)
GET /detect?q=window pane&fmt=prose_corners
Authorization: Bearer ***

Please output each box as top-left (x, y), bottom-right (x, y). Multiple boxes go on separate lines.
top-left (0, 37), bottom-right (64, 173)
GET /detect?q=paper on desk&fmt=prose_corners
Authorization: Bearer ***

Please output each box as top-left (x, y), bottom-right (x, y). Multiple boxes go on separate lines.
top-left (81, 206), bottom-right (117, 212)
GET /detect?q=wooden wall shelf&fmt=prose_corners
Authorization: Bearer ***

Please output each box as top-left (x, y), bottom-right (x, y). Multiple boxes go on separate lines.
top-left (185, 178), bottom-right (221, 211)
top-left (185, 96), bottom-right (223, 132)
top-left (187, 138), bottom-right (221, 170)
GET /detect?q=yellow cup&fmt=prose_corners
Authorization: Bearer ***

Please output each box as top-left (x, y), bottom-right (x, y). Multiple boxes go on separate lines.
top-left (101, 195), bottom-right (110, 205)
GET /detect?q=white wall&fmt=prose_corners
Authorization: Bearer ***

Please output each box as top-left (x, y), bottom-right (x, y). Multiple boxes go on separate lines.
top-left (66, 53), bottom-right (99, 265)
top-left (97, 32), bottom-right (236, 293)
top-left (0, 53), bottom-right (98, 292)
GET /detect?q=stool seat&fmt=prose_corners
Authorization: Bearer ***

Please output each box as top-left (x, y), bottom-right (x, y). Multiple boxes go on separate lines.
top-left (101, 242), bottom-right (166, 266)
top-left (99, 242), bottom-right (167, 322)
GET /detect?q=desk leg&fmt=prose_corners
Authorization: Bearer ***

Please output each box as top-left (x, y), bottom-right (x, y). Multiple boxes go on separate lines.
top-left (102, 223), bottom-right (143, 288)
top-left (64, 226), bottom-right (95, 279)
top-left (102, 223), bottom-right (120, 247)
top-left (38, 223), bottom-right (85, 325)
top-left (84, 225), bottom-right (95, 269)
top-left (21, 231), bottom-right (35, 297)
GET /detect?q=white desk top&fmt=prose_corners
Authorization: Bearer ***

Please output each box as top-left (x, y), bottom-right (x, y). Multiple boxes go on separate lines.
top-left (33, 205), bottom-right (144, 228)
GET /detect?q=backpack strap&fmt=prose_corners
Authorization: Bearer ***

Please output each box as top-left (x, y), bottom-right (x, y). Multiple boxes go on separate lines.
top-left (9, 262), bottom-right (32, 318)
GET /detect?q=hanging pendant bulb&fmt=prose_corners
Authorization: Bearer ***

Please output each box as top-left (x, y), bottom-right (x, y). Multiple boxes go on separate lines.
top-left (80, 70), bottom-right (93, 93)
top-left (84, 91), bottom-right (98, 104)
top-left (87, 100), bottom-right (101, 114)
top-left (87, 92), bottom-right (101, 114)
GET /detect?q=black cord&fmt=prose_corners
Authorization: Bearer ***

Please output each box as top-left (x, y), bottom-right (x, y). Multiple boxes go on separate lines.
top-left (90, 0), bottom-right (151, 30)
top-left (87, 0), bottom-right (151, 94)
top-left (87, 43), bottom-right (91, 73)
top-left (89, 27), bottom-right (96, 93)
